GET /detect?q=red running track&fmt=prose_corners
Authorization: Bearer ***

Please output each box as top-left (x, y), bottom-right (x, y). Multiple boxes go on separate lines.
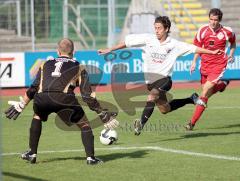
top-left (1, 81), bottom-right (239, 97)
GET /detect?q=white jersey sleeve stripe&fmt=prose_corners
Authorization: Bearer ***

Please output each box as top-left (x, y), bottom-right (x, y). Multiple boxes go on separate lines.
top-left (196, 24), bottom-right (208, 42)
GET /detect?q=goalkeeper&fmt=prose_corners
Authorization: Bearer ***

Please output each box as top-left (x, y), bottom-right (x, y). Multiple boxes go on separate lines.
top-left (5, 38), bottom-right (119, 165)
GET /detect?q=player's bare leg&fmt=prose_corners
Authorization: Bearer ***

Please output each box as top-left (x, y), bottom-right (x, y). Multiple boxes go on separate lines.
top-left (156, 91), bottom-right (169, 114)
top-left (157, 92), bottom-right (199, 114)
top-left (213, 80), bottom-right (230, 94)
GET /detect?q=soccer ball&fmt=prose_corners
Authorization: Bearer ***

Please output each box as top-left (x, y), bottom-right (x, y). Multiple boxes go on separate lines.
top-left (99, 129), bottom-right (118, 145)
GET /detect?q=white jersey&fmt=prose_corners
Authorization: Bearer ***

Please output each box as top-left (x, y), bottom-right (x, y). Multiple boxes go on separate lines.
top-left (125, 34), bottom-right (197, 83)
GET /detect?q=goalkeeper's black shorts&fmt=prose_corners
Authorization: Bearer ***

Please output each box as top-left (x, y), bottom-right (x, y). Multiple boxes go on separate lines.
top-left (33, 92), bottom-right (85, 124)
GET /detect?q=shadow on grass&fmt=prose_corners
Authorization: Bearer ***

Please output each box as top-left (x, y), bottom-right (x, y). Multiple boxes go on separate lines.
top-left (39, 156), bottom-right (85, 163)
top-left (159, 131), bottom-right (240, 142)
top-left (3, 171), bottom-right (48, 181)
top-left (99, 150), bottom-right (149, 162)
top-left (40, 150), bottom-right (149, 163)
top-left (206, 123), bottom-right (240, 130)
top-left (183, 131), bottom-right (240, 138)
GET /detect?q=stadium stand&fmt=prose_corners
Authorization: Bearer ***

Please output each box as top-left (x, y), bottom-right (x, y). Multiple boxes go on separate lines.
top-left (119, 0), bottom-right (180, 42)
top-left (0, 0), bottom-right (239, 52)
top-left (0, 29), bottom-right (32, 52)
top-left (0, 0), bottom-right (131, 51)
top-left (160, 0), bottom-right (240, 44)
top-left (0, 28), bottom-right (85, 52)
top-left (199, 0), bottom-right (240, 44)
top-left (162, 0), bottom-right (209, 43)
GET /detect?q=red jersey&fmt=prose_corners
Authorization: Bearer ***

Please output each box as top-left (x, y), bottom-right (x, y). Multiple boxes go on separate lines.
top-left (194, 24), bottom-right (236, 74)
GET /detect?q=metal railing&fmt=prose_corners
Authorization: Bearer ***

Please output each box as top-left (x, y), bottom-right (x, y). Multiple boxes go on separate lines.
top-left (63, 2), bottom-right (96, 49)
top-left (0, 0), bottom-right (21, 36)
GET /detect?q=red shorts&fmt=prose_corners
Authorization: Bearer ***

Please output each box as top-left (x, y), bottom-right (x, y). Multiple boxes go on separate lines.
top-left (200, 69), bottom-right (225, 85)
top-left (200, 60), bottom-right (227, 85)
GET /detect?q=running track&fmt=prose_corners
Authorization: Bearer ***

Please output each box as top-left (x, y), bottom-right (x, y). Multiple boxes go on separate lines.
top-left (1, 81), bottom-right (239, 96)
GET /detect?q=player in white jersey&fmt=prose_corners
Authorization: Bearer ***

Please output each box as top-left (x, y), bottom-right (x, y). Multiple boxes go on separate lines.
top-left (98, 16), bottom-right (222, 135)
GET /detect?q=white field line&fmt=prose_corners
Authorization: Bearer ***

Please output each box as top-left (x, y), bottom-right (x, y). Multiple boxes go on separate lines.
top-left (2, 146), bottom-right (240, 161)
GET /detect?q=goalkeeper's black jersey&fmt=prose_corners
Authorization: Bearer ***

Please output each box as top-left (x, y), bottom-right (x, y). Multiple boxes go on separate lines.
top-left (32, 56), bottom-right (80, 94)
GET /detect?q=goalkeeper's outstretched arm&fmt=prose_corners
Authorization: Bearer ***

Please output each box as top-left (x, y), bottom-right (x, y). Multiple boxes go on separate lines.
top-left (79, 68), bottom-right (103, 114)
top-left (79, 68), bottom-right (119, 129)
top-left (5, 67), bottom-right (41, 120)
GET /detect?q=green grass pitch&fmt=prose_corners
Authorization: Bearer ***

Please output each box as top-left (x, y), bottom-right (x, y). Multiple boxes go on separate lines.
top-left (1, 87), bottom-right (240, 181)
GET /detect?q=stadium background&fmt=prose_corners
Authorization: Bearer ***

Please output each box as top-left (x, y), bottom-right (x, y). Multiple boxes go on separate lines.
top-left (0, 0), bottom-right (239, 88)
top-left (1, 0), bottom-right (240, 180)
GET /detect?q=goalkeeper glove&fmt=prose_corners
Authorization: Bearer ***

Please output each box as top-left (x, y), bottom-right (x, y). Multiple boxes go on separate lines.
top-left (5, 96), bottom-right (27, 120)
top-left (98, 110), bottom-right (119, 130)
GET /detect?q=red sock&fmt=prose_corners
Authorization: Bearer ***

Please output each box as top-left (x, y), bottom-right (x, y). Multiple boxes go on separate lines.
top-left (212, 81), bottom-right (227, 94)
top-left (191, 97), bottom-right (208, 125)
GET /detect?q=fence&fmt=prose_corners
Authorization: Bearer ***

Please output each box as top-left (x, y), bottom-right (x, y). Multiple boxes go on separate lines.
top-left (0, 0), bottom-right (131, 49)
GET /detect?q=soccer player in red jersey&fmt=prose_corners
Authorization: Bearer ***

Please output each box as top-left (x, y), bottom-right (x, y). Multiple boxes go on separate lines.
top-left (185, 8), bottom-right (236, 130)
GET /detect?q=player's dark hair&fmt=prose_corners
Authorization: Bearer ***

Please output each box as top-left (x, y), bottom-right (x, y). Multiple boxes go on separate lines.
top-left (209, 8), bottom-right (223, 21)
top-left (58, 38), bottom-right (74, 57)
top-left (154, 16), bottom-right (171, 33)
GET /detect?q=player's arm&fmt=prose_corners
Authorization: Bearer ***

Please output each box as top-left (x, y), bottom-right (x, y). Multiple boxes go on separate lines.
top-left (26, 67), bottom-right (41, 100)
top-left (98, 42), bottom-right (126, 55)
top-left (190, 33), bottom-right (203, 74)
top-left (190, 47), bottom-right (222, 73)
top-left (195, 47), bottom-right (222, 55)
top-left (79, 67), bottom-right (102, 113)
top-left (228, 41), bottom-right (236, 63)
top-left (79, 66), bottom-right (119, 130)
top-left (5, 67), bottom-right (41, 120)
top-left (190, 53), bottom-right (199, 74)
top-left (98, 34), bottom-right (148, 55)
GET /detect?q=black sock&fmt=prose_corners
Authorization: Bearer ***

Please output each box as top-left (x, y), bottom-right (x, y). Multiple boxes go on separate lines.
top-left (29, 118), bottom-right (42, 154)
top-left (81, 126), bottom-right (94, 157)
top-left (169, 98), bottom-right (192, 111)
top-left (140, 101), bottom-right (155, 126)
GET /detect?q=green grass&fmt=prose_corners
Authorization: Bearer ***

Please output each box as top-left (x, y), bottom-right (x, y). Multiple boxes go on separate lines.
top-left (1, 87), bottom-right (240, 181)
